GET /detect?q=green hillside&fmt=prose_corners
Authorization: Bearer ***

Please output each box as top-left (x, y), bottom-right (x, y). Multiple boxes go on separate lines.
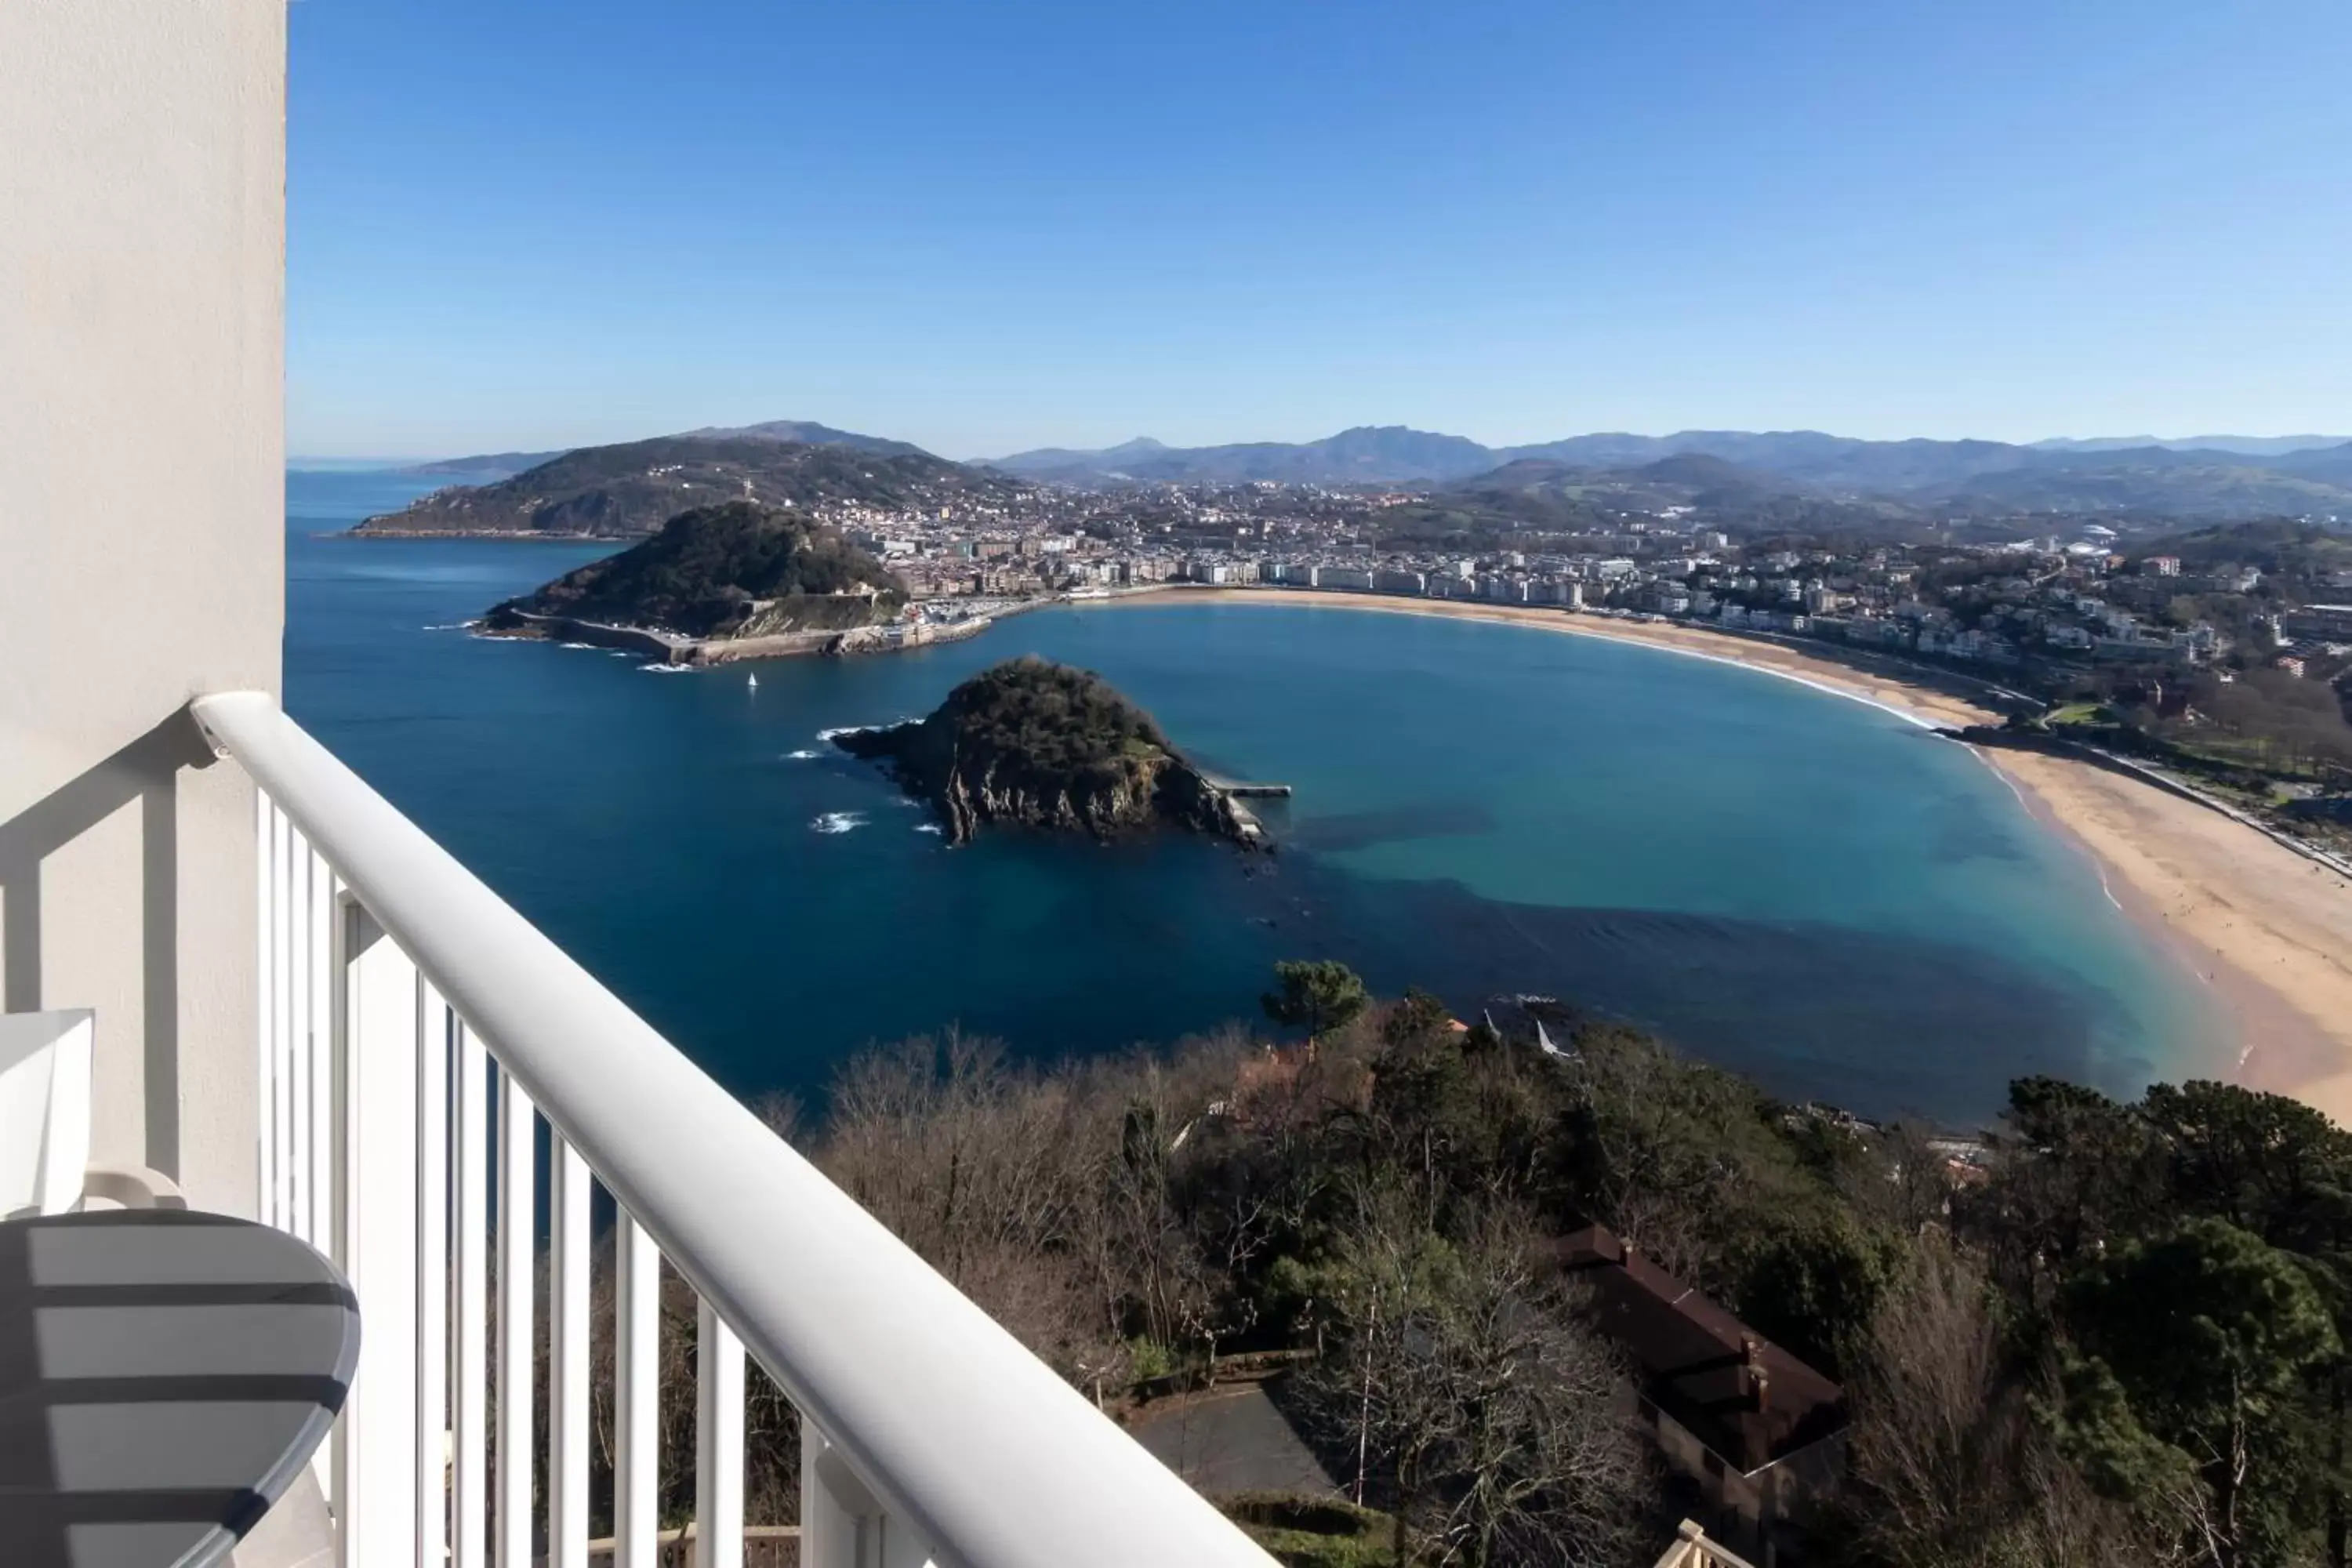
top-left (488, 501), bottom-right (905, 637)
top-left (358, 435), bottom-right (1023, 538)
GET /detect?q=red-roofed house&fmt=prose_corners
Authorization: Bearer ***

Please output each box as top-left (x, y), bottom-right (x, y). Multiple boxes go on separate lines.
top-left (1558, 1224), bottom-right (1849, 1564)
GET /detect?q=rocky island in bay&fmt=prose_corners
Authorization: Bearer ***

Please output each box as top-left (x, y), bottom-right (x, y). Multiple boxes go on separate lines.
top-left (481, 500), bottom-right (922, 661)
top-left (833, 657), bottom-right (1272, 849)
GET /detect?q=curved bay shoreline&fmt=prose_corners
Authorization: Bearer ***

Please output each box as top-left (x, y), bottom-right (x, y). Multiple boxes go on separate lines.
top-left (1091, 586), bottom-right (2352, 1127)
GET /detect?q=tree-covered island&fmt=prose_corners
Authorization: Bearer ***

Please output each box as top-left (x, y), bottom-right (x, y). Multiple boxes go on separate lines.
top-left (833, 656), bottom-right (1267, 848)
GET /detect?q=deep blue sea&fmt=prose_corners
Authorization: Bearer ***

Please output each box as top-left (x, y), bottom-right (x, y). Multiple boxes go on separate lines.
top-left (287, 470), bottom-right (2208, 1123)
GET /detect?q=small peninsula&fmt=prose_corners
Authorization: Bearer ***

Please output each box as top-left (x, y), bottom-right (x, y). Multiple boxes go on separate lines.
top-left (357, 432), bottom-right (1015, 539)
top-left (483, 501), bottom-right (908, 656)
top-left (833, 658), bottom-right (1270, 848)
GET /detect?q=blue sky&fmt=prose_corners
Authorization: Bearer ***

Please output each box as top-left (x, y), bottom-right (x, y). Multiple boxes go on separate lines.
top-left (289, 1), bottom-right (2352, 459)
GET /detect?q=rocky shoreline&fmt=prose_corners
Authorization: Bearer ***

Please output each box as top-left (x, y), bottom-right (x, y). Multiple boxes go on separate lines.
top-left (481, 606), bottom-right (993, 664)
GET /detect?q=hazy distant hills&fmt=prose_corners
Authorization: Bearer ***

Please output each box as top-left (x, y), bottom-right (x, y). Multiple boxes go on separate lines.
top-left (989, 425), bottom-right (2352, 520)
top-left (371, 417), bottom-right (2352, 534)
top-left (2028, 434), bottom-right (2350, 456)
top-left (1374, 453), bottom-right (1915, 542)
top-left (358, 434), bottom-right (1018, 537)
top-left (982, 437), bottom-right (1171, 483)
top-left (671, 419), bottom-right (931, 457)
top-left (401, 448), bottom-right (570, 480)
top-left (994, 426), bottom-right (1500, 485)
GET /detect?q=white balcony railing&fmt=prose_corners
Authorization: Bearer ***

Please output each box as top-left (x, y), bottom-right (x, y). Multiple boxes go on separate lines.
top-left (192, 691), bottom-right (1274, 1568)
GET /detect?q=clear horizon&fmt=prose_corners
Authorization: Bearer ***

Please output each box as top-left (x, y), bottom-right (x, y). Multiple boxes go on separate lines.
top-left (290, 1), bottom-right (2352, 458)
top-left (288, 421), bottom-right (2352, 468)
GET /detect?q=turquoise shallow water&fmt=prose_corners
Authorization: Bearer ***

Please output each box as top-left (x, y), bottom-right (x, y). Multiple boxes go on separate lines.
top-left (286, 472), bottom-right (2209, 1121)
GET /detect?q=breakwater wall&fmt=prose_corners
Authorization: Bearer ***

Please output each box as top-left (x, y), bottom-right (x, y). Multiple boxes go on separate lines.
top-left (677, 615), bottom-right (996, 663)
top-left (498, 612), bottom-right (684, 661)
top-left (687, 628), bottom-right (837, 664)
top-left (818, 617), bottom-right (995, 659)
top-left (496, 611), bottom-right (1002, 666)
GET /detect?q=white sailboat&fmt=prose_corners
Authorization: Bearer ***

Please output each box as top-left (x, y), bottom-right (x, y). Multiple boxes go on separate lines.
top-left (746, 671), bottom-right (758, 690)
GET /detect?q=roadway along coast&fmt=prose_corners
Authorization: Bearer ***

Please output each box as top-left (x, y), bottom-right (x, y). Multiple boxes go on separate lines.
top-left (1087, 584), bottom-right (2352, 1128)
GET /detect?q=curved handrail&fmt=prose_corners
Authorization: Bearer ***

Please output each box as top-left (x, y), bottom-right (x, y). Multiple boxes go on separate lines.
top-left (193, 691), bottom-right (1272, 1568)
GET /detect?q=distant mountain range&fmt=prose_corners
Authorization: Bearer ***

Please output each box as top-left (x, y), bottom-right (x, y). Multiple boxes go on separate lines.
top-left (986, 425), bottom-right (2352, 520)
top-left (375, 418), bottom-right (2352, 531)
top-left (401, 448), bottom-right (570, 478)
top-left (2027, 435), bottom-right (2350, 456)
top-left (992, 426), bottom-right (1502, 485)
top-left (672, 419), bottom-right (931, 457)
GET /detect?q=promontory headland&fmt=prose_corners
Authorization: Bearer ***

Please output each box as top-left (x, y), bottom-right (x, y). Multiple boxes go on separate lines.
top-left (481, 500), bottom-right (919, 661)
top-left (832, 657), bottom-right (1269, 849)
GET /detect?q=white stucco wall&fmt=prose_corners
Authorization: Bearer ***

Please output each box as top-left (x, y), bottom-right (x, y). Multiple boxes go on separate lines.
top-left (0, 1), bottom-right (287, 1214)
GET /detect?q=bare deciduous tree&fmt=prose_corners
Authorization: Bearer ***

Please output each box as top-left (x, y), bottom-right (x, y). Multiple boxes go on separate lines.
top-left (1296, 1195), bottom-right (1650, 1567)
top-left (1842, 1232), bottom-right (2172, 1568)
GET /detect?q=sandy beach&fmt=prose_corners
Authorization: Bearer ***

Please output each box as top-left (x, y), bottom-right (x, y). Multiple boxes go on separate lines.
top-left (1095, 586), bottom-right (2352, 1124)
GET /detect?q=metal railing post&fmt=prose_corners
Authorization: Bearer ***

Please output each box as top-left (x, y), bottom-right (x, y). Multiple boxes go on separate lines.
top-left (334, 904), bottom-right (423, 1567)
top-left (550, 1139), bottom-right (593, 1568)
top-left (616, 1216), bottom-right (662, 1568)
top-left (695, 1299), bottom-right (746, 1568)
top-left (195, 691), bottom-right (1276, 1568)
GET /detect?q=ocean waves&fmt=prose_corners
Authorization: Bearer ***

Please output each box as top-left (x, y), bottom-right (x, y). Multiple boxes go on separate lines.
top-left (815, 719), bottom-right (916, 742)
